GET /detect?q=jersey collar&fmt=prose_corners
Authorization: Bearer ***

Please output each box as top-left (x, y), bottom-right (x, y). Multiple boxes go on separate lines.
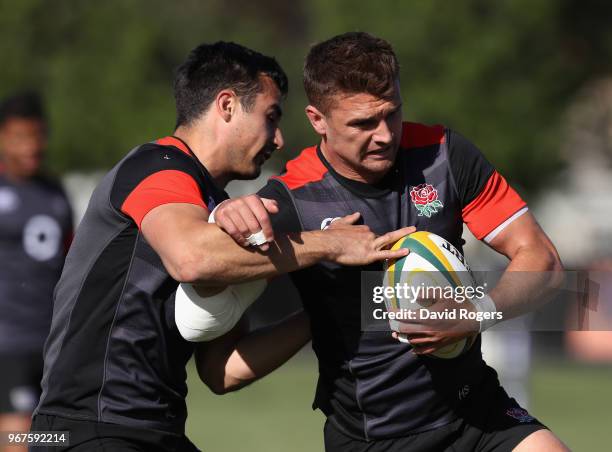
top-left (316, 146), bottom-right (397, 198)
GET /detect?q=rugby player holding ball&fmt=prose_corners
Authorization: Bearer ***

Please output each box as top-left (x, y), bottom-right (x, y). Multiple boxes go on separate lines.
top-left (214, 33), bottom-right (568, 451)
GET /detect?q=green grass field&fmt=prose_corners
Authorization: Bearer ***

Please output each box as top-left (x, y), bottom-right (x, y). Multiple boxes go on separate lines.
top-left (186, 352), bottom-right (612, 451)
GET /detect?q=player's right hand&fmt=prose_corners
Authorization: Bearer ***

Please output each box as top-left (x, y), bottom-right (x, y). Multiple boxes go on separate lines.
top-left (324, 212), bottom-right (414, 265)
top-left (211, 195), bottom-right (279, 251)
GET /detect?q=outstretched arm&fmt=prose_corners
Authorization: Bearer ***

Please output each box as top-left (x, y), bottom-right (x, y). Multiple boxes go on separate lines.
top-left (141, 202), bottom-right (412, 286)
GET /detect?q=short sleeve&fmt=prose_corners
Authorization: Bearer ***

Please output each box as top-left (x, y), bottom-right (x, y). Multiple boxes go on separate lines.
top-left (447, 129), bottom-right (495, 206)
top-left (448, 130), bottom-right (527, 241)
top-left (110, 144), bottom-right (208, 229)
top-left (121, 170), bottom-right (206, 228)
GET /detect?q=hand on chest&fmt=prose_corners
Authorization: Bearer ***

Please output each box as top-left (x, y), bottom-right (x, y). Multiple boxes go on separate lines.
top-left (303, 179), bottom-right (459, 239)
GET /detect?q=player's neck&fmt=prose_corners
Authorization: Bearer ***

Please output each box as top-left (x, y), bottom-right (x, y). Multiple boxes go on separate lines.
top-left (173, 124), bottom-right (232, 188)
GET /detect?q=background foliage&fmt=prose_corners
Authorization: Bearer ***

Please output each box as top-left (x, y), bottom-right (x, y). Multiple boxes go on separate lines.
top-left (3, 3), bottom-right (612, 450)
top-left (2, 0), bottom-right (612, 193)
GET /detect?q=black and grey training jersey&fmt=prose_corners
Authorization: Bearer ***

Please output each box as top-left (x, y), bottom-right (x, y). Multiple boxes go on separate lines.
top-left (35, 136), bottom-right (227, 434)
top-left (258, 122), bottom-right (528, 440)
top-left (0, 170), bottom-right (72, 354)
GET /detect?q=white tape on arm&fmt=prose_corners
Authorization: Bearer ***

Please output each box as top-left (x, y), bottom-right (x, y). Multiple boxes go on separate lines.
top-left (175, 279), bottom-right (268, 342)
top-left (207, 203), bottom-right (222, 223)
top-left (246, 230), bottom-right (267, 246)
top-left (469, 294), bottom-right (498, 332)
top-left (397, 334), bottom-right (411, 344)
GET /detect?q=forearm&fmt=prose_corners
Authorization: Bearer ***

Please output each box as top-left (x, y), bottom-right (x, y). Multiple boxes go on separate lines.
top-left (180, 226), bottom-right (333, 285)
top-left (488, 245), bottom-right (564, 320)
top-left (141, 204), bottom-right (336, 285)
top-left (196, 311), bottom-right (311, 394)
top-left (144, 203), bottom-right (409, 286)
top-left (221, 311), bottom-right (311, 392)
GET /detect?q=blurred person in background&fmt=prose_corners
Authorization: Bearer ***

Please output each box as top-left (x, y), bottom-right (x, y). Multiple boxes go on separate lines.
top-left (0, 92), bottom-right (73, 451)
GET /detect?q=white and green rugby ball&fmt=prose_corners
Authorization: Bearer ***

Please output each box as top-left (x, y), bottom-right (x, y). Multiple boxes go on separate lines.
top-left (383, 231), bottom-right (477, 359)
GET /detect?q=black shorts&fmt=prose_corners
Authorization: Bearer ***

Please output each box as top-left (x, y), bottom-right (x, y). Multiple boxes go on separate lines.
top-left (30, 414), bottom-right (200, 452)
top-left (0, 352), bottom-right (43, 414)
top-left (324, 384), bottom-right (546, 452)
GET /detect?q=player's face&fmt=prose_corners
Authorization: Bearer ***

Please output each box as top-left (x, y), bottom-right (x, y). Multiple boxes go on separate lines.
top-left (229, 76), bottom-right (284, 179)
top-left (308, 80), bottom-right (403, 183)
top-left (0, 117), bottom-right (46, 179)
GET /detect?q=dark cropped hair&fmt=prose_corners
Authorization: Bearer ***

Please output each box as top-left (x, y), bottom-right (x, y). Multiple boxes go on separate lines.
top-left (0, 91), bottom-right (46, 126)
top-left (174, 42), bottom-right (288, 127)
top-left (304, 32), bottom-right (400, 113)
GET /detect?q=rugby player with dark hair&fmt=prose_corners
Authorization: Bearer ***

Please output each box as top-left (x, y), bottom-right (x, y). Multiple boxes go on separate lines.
top-left (213, 32), bottom-right (569, 451)
top-left (30, 41), bottom-right (412, 452)
top-left (0, 91), bottom-right (73, 452)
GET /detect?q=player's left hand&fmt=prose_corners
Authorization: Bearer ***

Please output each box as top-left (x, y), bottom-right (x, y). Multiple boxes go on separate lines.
top-left (391, 296), bottom-right (479, 355)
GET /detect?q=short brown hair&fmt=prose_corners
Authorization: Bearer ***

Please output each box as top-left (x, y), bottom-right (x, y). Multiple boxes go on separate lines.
top-left (304, 32), bottom-right (400, 113)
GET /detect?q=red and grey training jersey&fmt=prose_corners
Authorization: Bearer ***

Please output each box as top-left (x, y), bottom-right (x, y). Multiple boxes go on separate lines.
top-left (0, 171), bottom-right (72, 354)
top-left (258, 122), bottom-right (527, 440)
top-left (35, 136), bottom-right (227, 434)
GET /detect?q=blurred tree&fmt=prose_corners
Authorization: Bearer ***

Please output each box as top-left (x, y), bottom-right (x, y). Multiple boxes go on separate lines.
top-left (0, 0), bottom-right (309, 172)
top-left (0, 0), bottom-right (610, 195)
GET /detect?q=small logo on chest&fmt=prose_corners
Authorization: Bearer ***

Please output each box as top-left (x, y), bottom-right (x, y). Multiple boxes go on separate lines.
top-left (409, 183), bottom-right (443, 218)
top-left (505, 408), bottom-right (535, 423)
top-left (320, 217), bottom-right (341, 230)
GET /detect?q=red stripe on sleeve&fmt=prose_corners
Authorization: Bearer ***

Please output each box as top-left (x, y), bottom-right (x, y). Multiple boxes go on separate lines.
top-left (121, 170), bottom-right (207, 229)
top-left (462, 171), bottom-right (527, 240)
top-left (400, 122), bottom-right (446, 148)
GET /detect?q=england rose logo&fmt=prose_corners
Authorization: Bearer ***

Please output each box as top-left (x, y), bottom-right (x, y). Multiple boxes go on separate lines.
top-left (505, 408), bottom-right (535, 423)
top-left (410, 183), bottom-right (443, 218)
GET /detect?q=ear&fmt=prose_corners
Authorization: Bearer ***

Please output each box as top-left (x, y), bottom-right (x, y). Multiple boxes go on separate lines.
top-left (215, 90), bottom-right (238, 122)
top-left (305, 105), bottom-right (327, 136)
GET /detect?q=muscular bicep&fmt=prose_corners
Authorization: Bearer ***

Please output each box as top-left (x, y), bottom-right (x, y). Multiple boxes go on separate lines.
top-left (141, 202), bottom-right (218, 282)
top-left (487, 211), bottom-right (560, 264)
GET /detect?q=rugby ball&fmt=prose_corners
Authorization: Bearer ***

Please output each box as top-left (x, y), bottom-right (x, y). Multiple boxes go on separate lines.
top-left (383, 231), bottom-right (477, 359)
